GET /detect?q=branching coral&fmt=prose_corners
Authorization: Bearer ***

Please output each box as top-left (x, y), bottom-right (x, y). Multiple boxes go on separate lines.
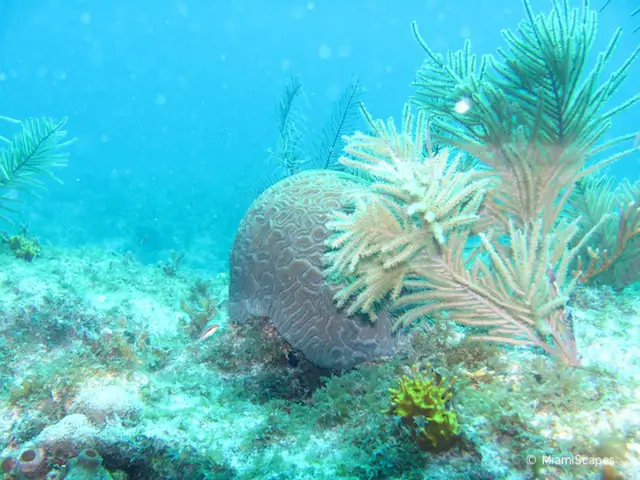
top-left (261, 77), bottom-right (363, 191)
top-left (322, 0), bottom-right (638, 366)
top-left (411, 0), bottom-right (639, 232)
top-left (568, 175), bottom-right (640, 287)
top-left (324, 107), bottom-right (586, 366)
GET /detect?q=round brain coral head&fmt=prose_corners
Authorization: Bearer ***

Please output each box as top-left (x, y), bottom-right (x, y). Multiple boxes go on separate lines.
top-left (228, 170), bottom-right (397, 370)
top-left (16, 448), bottom-right (46, 474)
top-left (385, 365), bottom-right (460, 451)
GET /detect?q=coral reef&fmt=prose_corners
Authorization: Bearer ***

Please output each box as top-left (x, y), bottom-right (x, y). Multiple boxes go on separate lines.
top-left (0, 236), bottom-right (638, 478)
top-left (323, 0), bottom-right (639, 369)
top-left (1, 2), bottom-right (639, 480)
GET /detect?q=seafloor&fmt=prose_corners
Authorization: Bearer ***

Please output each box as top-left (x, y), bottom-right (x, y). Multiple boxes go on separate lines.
top-left (0, 243), bottom-right (638, 479)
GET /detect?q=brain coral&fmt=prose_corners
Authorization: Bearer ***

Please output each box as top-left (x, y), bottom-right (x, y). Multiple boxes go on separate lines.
top-left (229, 170), bottom-right (397, 370)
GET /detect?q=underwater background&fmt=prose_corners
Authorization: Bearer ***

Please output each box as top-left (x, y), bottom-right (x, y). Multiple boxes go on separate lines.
top-left (1, 0), bottom-right (640, 479)
top-left (0, 0), bottom-right (638, 269)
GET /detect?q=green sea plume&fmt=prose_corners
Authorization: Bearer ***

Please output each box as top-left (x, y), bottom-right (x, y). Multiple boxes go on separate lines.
top-left (0, 115), bottom-right (74, 222)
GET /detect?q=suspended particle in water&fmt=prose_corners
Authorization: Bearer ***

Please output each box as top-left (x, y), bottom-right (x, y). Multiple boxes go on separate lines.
top-left (454, 97), bottom-right (472, 115)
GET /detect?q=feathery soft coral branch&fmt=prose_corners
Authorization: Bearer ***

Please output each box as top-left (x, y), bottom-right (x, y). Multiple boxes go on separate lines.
top-left (325, 105), bottom-right (586, 365)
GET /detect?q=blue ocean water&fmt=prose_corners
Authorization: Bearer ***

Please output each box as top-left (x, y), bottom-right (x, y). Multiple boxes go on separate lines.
top-left (0, 0), bottom-right (636, 268)
top-left (1, 1), bottom-right (640, 479)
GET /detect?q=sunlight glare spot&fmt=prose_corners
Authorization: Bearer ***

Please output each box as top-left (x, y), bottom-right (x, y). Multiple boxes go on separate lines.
top-left (318, 44), bottom-right (332, 60)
